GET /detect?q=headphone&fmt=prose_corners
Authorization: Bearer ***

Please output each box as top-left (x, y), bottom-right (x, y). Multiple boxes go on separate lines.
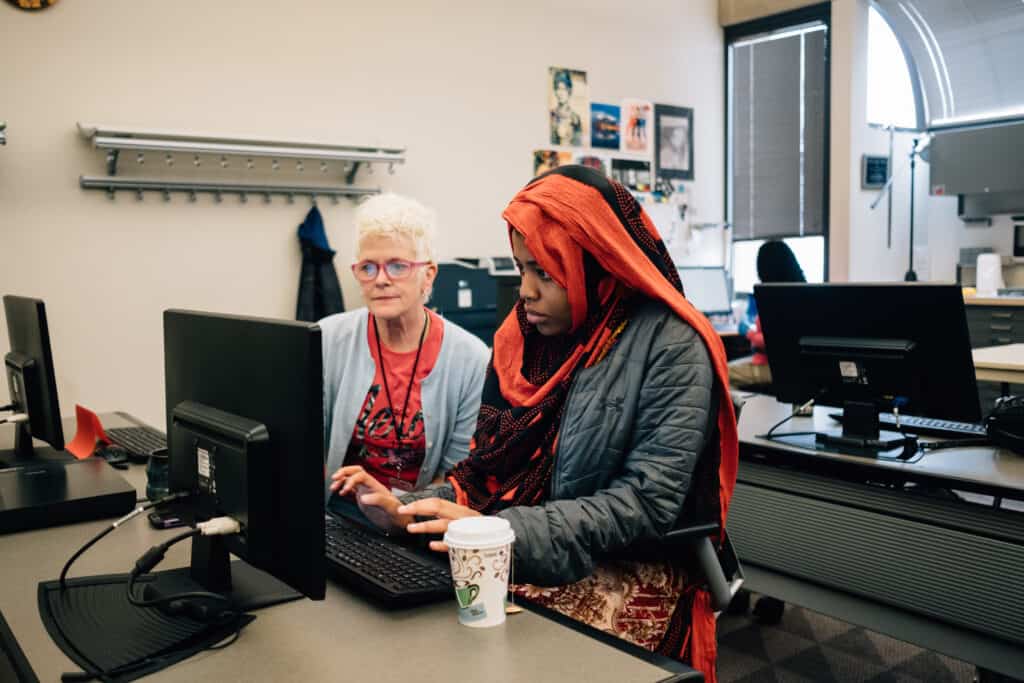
top-left (986, 395), bottom-right (1024, 455)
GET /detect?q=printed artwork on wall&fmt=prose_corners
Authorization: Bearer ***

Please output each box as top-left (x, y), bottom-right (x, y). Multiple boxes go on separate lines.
top-left (533, 149), bottom-right (573, 176)
top-left (6, 0), bottom-right (60, 9)
top-left (611, 159), bottom-right (651, 192)
top-left (548, 67), bottom-right (590, 147)
top-left (654, 104), bottom-right (694, 181)
top-left (577, 155), bottom-right (608, 176)
top-left (590, 103), bottom-right (621, 149)
top-left (621, 99), bottom-right (653, 154)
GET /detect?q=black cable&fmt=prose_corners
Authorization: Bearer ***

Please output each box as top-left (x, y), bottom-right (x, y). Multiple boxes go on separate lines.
top-left (0, 403), bottom-right (14, 412)
top-left (761, 394), bottom-right (820, 439)
top-left (761, 430), bottom-right (820, 441)
top-left (61, 526), bottom-right (240, 683)
top-left (919, 437), bottom-right (990, 451)
top-left (59, 491), bottom-right (191, 590)
top-left (125, 529), bottom-right (231, 608)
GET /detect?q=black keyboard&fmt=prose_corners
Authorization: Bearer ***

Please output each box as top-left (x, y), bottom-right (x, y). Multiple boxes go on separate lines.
top-left (829, 412), bottom-right (987, 439)
top-left (324, 513), bottom-right (452, 606)
top-left (106, 426), bottom-right (167, 463)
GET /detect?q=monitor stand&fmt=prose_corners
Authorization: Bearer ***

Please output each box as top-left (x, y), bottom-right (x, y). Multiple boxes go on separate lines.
top-left (814, 400), bottom-right (917, 458)
top-left (38, 535), bottom-right (301, 680)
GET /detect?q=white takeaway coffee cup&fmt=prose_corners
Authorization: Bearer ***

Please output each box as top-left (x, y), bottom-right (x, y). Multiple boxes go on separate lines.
top-left (444, 516), bottom-right (515, 627)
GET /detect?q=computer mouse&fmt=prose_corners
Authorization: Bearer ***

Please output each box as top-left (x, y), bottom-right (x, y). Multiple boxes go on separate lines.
top-left (94, 444), bottom-right (130, 469)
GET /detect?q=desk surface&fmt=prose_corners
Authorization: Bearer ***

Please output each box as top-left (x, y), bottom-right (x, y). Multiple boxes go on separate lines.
top-left (973, 343), bottom-right (1024, 369)
top-left (0, 415), bottom-right (681, 682)
top-left (735, 394), bottom-right (1024, 498)
top-left (965, 296), bottom-right (1024, 307)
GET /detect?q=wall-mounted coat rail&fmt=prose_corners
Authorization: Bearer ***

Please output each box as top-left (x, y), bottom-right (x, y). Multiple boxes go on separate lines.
top-left (77, 123), bottom-right (405, 183)
top-left (80, 176), bottom-right (380, 203)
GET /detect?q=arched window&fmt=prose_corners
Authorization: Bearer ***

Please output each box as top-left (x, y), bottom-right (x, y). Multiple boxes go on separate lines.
top-left (872, 0), bottom-right (1024, 128)
top-left (867, 5), bottom-right (920, 129)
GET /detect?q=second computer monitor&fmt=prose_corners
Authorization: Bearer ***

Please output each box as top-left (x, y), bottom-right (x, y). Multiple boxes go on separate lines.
top-left (755, 283), bottom-right (981, 423)
top-left (3, 295), bottom-right (64, 462)
top-left (678, 267), bottom-right (733, 316)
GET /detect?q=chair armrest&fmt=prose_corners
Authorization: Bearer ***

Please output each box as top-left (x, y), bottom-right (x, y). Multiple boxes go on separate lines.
top-left (662, 523), bottom-right (744, 611)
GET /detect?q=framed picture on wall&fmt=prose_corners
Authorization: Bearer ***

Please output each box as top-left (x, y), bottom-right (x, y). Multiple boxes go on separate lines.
top-left (654, 104), bottom-right (694, 181)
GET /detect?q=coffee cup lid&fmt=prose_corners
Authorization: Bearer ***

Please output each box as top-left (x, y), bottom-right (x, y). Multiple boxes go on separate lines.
top-left (444, 516), bottom-right (514, 548)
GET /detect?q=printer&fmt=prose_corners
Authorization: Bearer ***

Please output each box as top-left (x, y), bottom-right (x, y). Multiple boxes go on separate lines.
top-left (432, 258), bottom-right (518, 345)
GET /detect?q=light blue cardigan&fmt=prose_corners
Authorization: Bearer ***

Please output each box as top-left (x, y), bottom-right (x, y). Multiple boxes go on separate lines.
top-left (320, 307), bottom-right (490, 502)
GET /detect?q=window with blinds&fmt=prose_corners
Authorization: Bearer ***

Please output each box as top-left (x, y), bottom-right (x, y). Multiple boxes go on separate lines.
top-left (727, 16), bottom-right (829, 242)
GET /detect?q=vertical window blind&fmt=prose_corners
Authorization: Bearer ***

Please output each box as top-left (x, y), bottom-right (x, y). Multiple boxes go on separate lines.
top-left (728, 23), bottom-right (828, 240)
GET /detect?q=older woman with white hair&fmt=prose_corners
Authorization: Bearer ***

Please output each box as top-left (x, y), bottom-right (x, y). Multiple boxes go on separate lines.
top-left (321, 193), bottom-right (489, 498)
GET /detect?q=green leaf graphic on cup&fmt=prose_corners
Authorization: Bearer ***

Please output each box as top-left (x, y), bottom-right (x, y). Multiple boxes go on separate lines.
top-left (455, 583), bottom-right (480, 608)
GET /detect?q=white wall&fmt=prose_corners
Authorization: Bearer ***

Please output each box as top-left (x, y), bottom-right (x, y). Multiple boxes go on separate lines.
top-left (0, 0), bottom-right (725, 428)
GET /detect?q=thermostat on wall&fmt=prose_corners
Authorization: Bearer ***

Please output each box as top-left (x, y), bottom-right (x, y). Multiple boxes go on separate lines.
top-left (861, 155), bottom-right (890, 190)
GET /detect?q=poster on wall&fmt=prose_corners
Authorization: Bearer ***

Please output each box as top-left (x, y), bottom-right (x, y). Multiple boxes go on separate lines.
top-left (590, 103), bottom-right (621, 149)
top-left (6, 0), bottom-right (60, 9)
top-left (533, 149), bottom-right (574, 176)
top-left (654, 104), bottom-right (694, 181)
top-left (621, 99), bottom-right (653, 154)
top-left (611, 159), bottom-right (652, 192)
top-left (577, 154), bottom-right (608, 176)
top-left (548, 67), bottom-right (589, 147)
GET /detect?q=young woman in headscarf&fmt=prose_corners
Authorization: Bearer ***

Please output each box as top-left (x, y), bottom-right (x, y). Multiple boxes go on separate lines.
top-left (333, 166), bottom-right (738, 680)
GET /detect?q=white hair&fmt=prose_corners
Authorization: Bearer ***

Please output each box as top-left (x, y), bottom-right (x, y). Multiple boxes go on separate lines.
top-left (354, 193), bottom-right (437, 262)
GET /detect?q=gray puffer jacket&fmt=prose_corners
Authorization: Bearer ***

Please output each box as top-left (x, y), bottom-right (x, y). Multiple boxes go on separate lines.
top-left (402, 298), bottom-right (715, 586)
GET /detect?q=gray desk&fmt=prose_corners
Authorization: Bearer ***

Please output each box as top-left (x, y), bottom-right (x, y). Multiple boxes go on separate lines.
top-left (730, 395), bottom-right (1024, 679)
top-left (0, 414), bottom-right (692, 682)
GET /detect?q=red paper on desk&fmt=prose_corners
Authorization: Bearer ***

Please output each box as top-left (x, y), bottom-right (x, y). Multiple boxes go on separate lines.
top-left (66, 404), bottom-right (112, 459)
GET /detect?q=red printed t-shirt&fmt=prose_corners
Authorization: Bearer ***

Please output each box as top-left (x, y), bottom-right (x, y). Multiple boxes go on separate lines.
top-left (346, 309), bottom-right (444, 492)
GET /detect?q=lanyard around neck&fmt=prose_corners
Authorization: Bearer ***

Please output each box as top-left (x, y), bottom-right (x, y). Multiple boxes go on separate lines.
top-left (372, 309), bottom-right (428, 443)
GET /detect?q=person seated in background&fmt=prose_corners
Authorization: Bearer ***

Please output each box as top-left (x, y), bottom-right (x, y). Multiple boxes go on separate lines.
top-left (332, 167), bottom-right (738, 681)
top-left (728, 240), bottom-right (806, 389)
top-left (321, 193), bottom-right (489, 497)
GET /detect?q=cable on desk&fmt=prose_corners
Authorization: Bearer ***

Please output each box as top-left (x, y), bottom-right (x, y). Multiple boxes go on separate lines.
top-left (59, 491), bottom-right (191, 590)
top-left (919, 437), bottom-right (991, 451)
top-left (760, 395), bottom-right (819, 440)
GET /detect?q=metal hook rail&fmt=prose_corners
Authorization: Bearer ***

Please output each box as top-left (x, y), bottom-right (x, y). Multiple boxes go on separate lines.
top-left (77, 123), bottom-right (404, 178)
top-left (79, 176), bottom-right (379, 204)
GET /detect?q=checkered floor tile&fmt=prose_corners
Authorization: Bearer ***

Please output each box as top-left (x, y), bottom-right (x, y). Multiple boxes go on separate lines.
top-left (717, 596), bottom-right (975, 683)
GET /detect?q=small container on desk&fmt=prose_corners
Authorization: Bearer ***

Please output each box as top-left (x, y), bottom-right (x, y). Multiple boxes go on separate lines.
top-left (145, 448), bottom-right (170, 502)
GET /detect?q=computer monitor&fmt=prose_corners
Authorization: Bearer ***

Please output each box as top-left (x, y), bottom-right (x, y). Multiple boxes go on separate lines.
top-left (678, 267), bottom-right (732, 316)
top-left (755, 283), bottom-right (980, 448)
top-left (3, 295), bottom-right (64, 464)
top-left (163, 309), bottom-right (326, 605)
top-left (39, 310), bottom-right (325, 679)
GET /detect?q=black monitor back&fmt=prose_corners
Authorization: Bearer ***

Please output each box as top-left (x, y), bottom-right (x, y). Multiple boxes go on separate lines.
top-left (755, 283), bottom-right (981, 423)
top-left (163, 310), bottom-right (325, 600)
top-left (3, 295), bottom-right (64, 454)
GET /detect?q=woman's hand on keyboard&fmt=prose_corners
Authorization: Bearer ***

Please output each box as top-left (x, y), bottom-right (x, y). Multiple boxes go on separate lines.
top-left (330, 465), bottom-right (414, 532)
top-left (397, 499), bottom-right (481, 553)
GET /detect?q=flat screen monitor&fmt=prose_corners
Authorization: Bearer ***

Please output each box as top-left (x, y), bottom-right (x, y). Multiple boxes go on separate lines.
top-left (678, 267), bottom-right (732, 316)
top-left (755, 283), bottom-right (981, 424)
top-left (39, 311), bottom-right (327, 681)
top-left (2, 295), bottom-right (64, 464)
top-left (163, 309), bottom-right (326, 604)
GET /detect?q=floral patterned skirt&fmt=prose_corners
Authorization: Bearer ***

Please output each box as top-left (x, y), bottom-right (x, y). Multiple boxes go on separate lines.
top-left (511, 558), bottom-right (690, 653)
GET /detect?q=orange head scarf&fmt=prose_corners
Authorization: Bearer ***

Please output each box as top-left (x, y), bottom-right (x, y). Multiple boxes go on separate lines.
top-left (448, 166), bottom-right (738, 538)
